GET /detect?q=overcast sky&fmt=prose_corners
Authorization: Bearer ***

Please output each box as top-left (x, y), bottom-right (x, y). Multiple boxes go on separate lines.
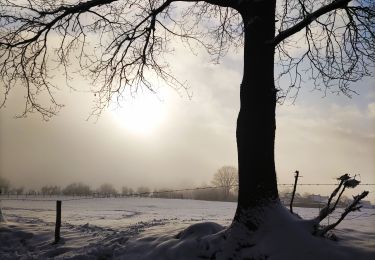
top-left (0, 40), bottom-right (374, 201)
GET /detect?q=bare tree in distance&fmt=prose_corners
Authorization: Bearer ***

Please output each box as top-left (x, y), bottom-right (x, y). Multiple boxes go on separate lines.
top-left (121, 186), bottom-right (130, 196)
top-left (0, 176), bottom-right (10, 193)
top-left (62, 182), bottom-right (92, 196)
top-left (41, 185), bottom-right (61, 195)
top-left (98, 183), bottom-right (118, 195)
top-left (212, 166), bottom-right (238, 200)
top-left (0, 0), bottom-right (374, 232)
top-left (136, 186), bottom-right (150, 197)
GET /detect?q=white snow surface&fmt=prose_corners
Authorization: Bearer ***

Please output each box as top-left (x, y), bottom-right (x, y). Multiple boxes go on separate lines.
top-left (0, 197), bottom-right (374, 259)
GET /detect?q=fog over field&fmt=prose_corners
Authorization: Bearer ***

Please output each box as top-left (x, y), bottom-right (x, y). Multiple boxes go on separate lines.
top-left (1, 45), bottom-right (374, 201)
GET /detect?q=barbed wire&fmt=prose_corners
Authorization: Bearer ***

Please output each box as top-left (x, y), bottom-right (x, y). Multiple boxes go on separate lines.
top-left (279, 183), bottom-right (375, 186)
top-left (1, 183), bottom-right (374, 202)
top-left (2, 185), bottom-right (229, 201)
top-left (2, 187), bottom-right (374, 224)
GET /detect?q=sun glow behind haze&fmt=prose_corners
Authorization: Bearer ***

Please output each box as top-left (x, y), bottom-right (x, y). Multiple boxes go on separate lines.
top-left (111, 92), bottom-right (167, 136)
top-left (0, 39), bottom-right (374, 203)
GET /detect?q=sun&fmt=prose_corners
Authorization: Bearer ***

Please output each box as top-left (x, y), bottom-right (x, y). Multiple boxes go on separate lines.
top-left (111, 94), bottom-right (167, 136)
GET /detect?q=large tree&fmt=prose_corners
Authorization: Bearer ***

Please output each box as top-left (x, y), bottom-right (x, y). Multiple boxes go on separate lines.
top-left (0, 0), bottom-right (374, 231)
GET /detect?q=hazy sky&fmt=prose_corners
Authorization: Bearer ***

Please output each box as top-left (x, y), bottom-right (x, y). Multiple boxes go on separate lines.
top-left (0, 41), bottom-right (374, 201)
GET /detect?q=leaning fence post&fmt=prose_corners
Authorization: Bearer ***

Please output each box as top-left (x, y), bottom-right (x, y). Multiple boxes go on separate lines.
top-left (54, 200), bottom-right (62, 244)
top-left (290, 170), bottom-right (300, 214)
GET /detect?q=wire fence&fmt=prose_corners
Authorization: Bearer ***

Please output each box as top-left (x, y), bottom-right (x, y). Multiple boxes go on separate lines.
top-left (1, 183), bottom-right (374, 202)
top-left (1, 183), bottom-right (374, 242)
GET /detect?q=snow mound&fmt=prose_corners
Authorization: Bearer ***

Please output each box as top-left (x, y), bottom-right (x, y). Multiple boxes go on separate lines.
top-left (116, 204), bottom-right (374, 259)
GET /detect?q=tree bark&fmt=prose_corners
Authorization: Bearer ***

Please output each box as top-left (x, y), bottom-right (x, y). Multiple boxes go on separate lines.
top-left (233, 0), bottom-right (279, 229)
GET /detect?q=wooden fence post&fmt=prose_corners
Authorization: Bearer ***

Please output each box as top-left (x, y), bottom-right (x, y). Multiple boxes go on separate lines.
top-left (54, 200), bottom-right (62, 244)
top-left (290, 170), bottom-right (300, 214)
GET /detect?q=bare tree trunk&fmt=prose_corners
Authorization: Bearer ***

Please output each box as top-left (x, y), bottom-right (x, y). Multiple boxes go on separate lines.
top-left (233, 1), bottom-right (279, 230)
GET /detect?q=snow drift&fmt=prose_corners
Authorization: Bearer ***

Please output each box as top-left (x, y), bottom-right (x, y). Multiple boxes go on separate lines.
top-left (1, 198), bottom-right (374, 259)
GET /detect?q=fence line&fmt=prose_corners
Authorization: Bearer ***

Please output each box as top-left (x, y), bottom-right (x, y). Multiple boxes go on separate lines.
top-left (1, 181), bottom-right (374, 246)
top-left (279, 183), bottom-right (375, 186)
top-left (1, 183), bottom-right (374, 239)
top-left (1, 183), bottom-right (374, 202)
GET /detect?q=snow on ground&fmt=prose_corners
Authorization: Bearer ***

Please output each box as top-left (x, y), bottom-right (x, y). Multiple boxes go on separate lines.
top-left (0, 197), bottom-right (374, 259)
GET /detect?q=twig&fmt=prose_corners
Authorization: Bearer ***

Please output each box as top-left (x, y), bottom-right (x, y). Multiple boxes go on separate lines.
top-left (317, 191), bottom-right (369, 236)
top-left (316, 173), bottom-right (350, 222)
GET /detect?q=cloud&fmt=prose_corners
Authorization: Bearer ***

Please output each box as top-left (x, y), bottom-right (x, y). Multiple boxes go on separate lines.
top-left (368, 103), bottom-right (375, 119)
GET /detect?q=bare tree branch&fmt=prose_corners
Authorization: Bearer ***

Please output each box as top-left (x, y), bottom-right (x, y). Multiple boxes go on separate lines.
top-left (0, 0), bottom-right (243, 119)
top-left (273, 0), bottom-right (351, 46)
top-left (0, 0), bottom-right (373, 119)
top-left (316, 173), bottom-right (350, 222)
top-left (275, 0), bottom-right (374, 103)
top-left (317, 190), bottom-right (369, 236)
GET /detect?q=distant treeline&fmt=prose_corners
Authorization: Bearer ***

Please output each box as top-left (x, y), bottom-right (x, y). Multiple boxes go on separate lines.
top-left (0, 181), bottom-right (352, 206)
top-left (0, 181), bottom-right (237, 202)
top-left (0, 168), bottom-right (357, 206)
top-left (0, 169), bottom-right (239, 201)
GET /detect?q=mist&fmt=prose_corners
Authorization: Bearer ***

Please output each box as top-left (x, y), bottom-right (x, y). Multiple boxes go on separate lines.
top-left (0, 46), bottom-right (374, 201)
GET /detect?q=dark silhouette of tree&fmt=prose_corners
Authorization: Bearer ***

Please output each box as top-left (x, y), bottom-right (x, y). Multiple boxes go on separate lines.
top-left (41, 185), bottom-right (61, 195)
top-left (136, 186), bottom-right (150, 197)
top-left (0, 176), bottom-right (10, 193)
top-left (0, 0), bottom-right (374, 230)
top-left (13, 186), bottom-right (24, 195)
top-left (121, 186), bottom-right (130, 196)
top-left (62, 182), bottom-right (92, 196)
top-left (98, 183), bottom-right (118, 195)
top-left (212, 166), bottom-right (238, 200)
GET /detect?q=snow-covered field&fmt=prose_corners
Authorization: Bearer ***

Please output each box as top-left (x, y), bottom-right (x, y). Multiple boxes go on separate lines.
top-left (1, 197), bottom-right (374, 259)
